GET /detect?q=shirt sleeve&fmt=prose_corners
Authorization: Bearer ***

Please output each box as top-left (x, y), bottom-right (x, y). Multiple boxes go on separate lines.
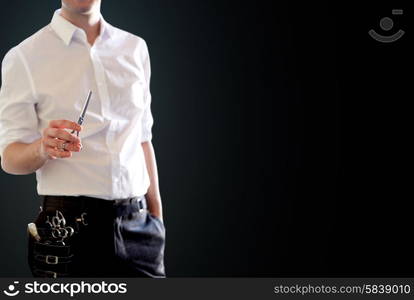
top-left (0, 47), bottom-right (41, 158)
top-left (140, 39), bottom-right (154, 143)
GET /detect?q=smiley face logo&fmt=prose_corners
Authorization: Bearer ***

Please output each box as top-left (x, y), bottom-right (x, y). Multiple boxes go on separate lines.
top-left (369, 9), bottom-right (404, 43)
top-left (3, 281), bottom-right (20, 297)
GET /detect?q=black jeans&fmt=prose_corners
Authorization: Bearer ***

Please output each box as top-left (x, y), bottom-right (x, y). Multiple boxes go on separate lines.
top-left (28, 195), bottom-right (166, 278)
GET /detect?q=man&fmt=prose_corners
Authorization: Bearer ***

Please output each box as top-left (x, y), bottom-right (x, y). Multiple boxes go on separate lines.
top-left (0, 0), bottom-right (166, 278)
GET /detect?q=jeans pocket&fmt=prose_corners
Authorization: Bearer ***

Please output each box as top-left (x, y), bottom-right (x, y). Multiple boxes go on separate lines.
top-left (148, 213), bottom-right (166, 234)
top-left (116, 211), bottom-right (166, 277)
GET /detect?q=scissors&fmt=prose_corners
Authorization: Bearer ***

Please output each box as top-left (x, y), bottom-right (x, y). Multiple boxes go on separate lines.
top-left (71, 90), bottom-right (92, 137)
top-left (46, 210), bottom-right (75, 245)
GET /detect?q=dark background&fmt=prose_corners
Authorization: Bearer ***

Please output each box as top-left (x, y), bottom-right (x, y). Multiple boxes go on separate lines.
top-left (0, 1), bottom-right (410, 277)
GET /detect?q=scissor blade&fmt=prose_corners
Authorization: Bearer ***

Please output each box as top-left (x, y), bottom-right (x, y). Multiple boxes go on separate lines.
top-left (79, 90), bottom-right (92, 123)
top-left (70, 90), bottom-right (93, 135)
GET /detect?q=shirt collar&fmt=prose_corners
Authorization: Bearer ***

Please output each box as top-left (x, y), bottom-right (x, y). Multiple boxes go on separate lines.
top-left (50, 9), bottom-right (112, 46)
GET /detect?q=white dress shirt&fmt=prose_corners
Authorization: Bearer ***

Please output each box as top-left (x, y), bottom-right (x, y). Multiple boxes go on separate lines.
top-left (0, 9), bottom-right (154, 200)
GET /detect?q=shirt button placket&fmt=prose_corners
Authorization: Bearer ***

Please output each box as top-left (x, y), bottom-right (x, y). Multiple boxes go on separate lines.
top-left (89, 44), bottom-right (116, 195)
top-left (90, 47), bottom-right (108, 118)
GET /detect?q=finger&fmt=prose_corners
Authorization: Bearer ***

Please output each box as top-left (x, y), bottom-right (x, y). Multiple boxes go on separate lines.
top-left (43, 137), bottom-right (60, 148)
top-left (49, 120), bottom-right (82, 132)
top-left (45, 128), bottom-right (81, 143)
top-left (46, 147), bottom-right (71, 159)
top-left (46, 146), bottom-right (72, 158)
top-left (44, 138), bottom-right (81, 152)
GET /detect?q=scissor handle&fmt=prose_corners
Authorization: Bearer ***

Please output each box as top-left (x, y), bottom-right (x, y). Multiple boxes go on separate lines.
top-left (51, 211), bottom-right (66, 227)
top-left (66, 226), bottom-right (75, 237)
top-left (52, 228), bottom-right (68, 239)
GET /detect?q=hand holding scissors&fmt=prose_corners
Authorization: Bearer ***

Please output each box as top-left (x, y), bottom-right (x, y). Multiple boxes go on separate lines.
top-left (39, 90), bottom-right (92, 159)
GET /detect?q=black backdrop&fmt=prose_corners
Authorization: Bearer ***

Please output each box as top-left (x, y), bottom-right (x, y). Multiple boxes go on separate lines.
top-left (0, 1), bottom-right (410, 277)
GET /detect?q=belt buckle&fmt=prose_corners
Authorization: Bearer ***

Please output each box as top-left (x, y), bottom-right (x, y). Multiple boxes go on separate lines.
top-left (138, 201), bottom-right (145, 213)
top-left (44, 270), bottom-right (58, 278)
top-left (134, 197), bottom-right (145, 213)
top-left (45, 255), bottom-right (59, 265)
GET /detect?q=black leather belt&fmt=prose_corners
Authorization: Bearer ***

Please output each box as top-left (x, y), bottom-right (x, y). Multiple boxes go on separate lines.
top-left (41, 195), bottom-right (147, 219)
